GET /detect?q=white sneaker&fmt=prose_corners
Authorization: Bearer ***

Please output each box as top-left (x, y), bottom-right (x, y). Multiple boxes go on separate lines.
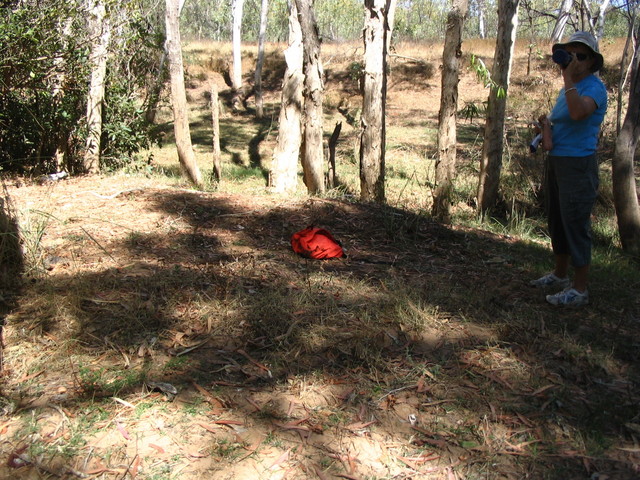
top-left (546, 288), bottom-right (589, 307)
top-left (529, 273), bottom-right (571, 290)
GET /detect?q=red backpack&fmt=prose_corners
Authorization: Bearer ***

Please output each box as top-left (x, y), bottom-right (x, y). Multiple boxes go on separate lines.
top-left (291, 226), bottom-right (344, 259)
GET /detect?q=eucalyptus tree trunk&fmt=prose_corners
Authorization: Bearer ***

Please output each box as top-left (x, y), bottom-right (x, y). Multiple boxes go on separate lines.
top-left (595, 0), bottom-right (611, 40)
top-left (146, 0), bottom-right (185, 125)
top-left (432, 0), bottom-right (469, 222)
top-left (477, 0), bottom-right (486, 38)
top-left (477, 0), bottom-right (519, 215)
top-left (211, 82), bottom-right (222, 182)
top-left (232, 0), bottom-right (244, 90)
top-left (83, 0), bottom-right (111, 173)
top-left (53, 18), bottom-right (74, 171)
top-left (271, 0), bottom-right (304, 193)
top-left (360, 0), bottom-right (396, 203)
top-left (616, 7), bottom-right (638, 134)
top-left (295, 0), bottom-right (325, 194)
top-left (165, 0), bottom-right (203, 187)
top-left (612, 34), bottom-right (640, 255)
top-left (551, 0), bottom-right (573, 44)
top-left (255, 0), bottom-right (269, 118)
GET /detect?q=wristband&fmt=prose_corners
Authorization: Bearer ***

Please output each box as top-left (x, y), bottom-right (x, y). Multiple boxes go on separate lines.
top-left (564, 87), bottom-right (577, 94)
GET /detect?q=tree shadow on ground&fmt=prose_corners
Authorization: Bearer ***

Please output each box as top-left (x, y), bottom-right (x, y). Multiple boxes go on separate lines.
top-left (3, 191), bottom-right (640, 479)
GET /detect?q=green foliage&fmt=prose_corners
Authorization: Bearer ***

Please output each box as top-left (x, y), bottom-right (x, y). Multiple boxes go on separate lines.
top-left (470, 54), bottom-right (506, 98)
top-left (0, 0), bottom-right (163, 174)
top-left (0, 0), bottom-right (88, 173)
top-left (314, 0), bottom-right (364, 41)
top-left (100, 74), bottom-right (156, 170)
top-left (347, 61), bottom-right (365, 82)
top-left (394, 0), bottom-right (449, 40)
top-left (459, 101), bottom-right (487, 123)
top-left (77, 364), bottom-right (143, 395)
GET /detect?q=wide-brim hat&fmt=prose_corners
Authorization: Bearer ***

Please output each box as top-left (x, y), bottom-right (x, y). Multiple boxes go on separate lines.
top-left (552, 31), bottom-right (604, 72)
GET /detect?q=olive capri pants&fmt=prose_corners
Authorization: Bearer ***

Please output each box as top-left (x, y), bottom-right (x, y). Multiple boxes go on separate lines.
top-left (546, 154), bottom-right (599, 268)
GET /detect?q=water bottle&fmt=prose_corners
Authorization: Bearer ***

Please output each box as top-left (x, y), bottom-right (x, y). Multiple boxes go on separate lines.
top-left (530, 133), bottom-right (543, 153)
top-left (552, 49), bottom-right (572, 69)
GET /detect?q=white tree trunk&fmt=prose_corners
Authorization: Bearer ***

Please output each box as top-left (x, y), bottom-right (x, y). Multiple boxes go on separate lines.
top-left (433, 0), bottom-right (469, 221)
top-left (84, 0), bottom-right (111, 173)
top-left (255, 0), bottom-right (269, 118)
top-left (477, 0), bottom-right (486, 39)
top-left (296, 0), bottom-right (325, 194)
top-left (551, 0), bottom-right (573, 44)
top-left (477, 0), bottom-right (519, 214)
top-left (595, 0), bottom-right (611, 40)
top-left (271, 0), bottom-right (304, 194)
top-left (165, 0), bottom-right (203, 187)
top-left (232, 0), bottom-right (245, 90)
top-left (360, 0), bottom-right (396, 203)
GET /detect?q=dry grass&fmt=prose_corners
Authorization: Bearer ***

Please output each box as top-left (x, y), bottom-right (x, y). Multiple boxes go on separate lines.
top-left (0, 38), bottom-right (639, 480)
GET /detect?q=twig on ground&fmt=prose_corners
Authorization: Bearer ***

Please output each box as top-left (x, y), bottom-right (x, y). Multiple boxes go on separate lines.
top-left (375, 384), bottom-right (417, 403)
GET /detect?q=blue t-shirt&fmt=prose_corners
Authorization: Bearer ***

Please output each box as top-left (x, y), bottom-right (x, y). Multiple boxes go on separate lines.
top-left (548, 74), bottom-right (607, 157)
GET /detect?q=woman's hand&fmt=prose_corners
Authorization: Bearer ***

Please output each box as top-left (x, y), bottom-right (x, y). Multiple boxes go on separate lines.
top-left (538, 114), bottom-right (553, 151)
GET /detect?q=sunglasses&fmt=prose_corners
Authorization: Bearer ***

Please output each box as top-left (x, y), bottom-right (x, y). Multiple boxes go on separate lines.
top-left (570, 53), bottom-right (591, 61)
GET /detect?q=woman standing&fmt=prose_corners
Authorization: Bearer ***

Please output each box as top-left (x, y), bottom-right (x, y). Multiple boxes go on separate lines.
top-left (530, 31), bottom-right (607, 307)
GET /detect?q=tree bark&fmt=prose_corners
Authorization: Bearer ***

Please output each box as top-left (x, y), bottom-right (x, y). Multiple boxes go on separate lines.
top-left (477, 0), bottom-right (519, 215)
top-left (360, 0), bottom-right (396, 203)
top-left (271, 0), bottom-right (304, 194)
top-left (296, 0), bottom-right (325, 195)
top-left (327, 122), bottom-right (342, 189)
top-left (551, 0), bottom-right (573, 44)
top-left (53, 17), bottom-right (74, 172)
top-left (147, 0), bottom-right (185, 124)
top-left (613, 36), bottom-right (640, 255)
top-left (83, 0), bottom-right (111, 174)
top-left (231, 0), bottom-right (245, 110)
top-left (255, 0), bottom-right (269, 118)
top-left (165, 0), bottom-right (203, 187)
top-left (616, 8), bottom-right (637, 134)
top-left (477, 0), bottom-right (486, 38)
top-left (211, 82), bottom-right (223, 182)
top-left (595, 0), bottom-right (611, 40)
top-left (232, 0), bottom-right (244, 90)
top-left (432, 0), bottom-right (468, 222)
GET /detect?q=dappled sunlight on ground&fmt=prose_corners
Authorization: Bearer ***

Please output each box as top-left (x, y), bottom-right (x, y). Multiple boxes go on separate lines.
top-left (1, 174), bottom-right (639, 479)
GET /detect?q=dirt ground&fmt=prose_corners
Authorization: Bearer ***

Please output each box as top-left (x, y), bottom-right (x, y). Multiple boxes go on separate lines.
top-left (1, 173), bottom-right (639, 480)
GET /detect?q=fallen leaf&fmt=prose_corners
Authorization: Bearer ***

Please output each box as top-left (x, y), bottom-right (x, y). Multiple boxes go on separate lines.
top-left (274, 421), bottom-right (311, 432)
top-left (197, 422), bottom-right (219, 434)
top-left (214, 419), bottom-right (244, 427)
top-left (346, 420), bottom-right (376, 431)
top-left (313, 464), bottom-right (332, 480)
top-left (417, 376), bottom-right (429, 393)
top-left (191, 382), bottom-right (225, 414)
top-left (148, 443), bottom-right (165, 454)
top-left (238, 437), bottom-right (262, 461)
top-left (115, 422), bottom-right (130, 440)
top-left (529, 384), bottom-right (557, 396)
top-left (269, 448), bottom-right (292, 470)
top-left (19, 370), bottom-right (44, 382)
top-left (128, 455), bottom-right (141, 479)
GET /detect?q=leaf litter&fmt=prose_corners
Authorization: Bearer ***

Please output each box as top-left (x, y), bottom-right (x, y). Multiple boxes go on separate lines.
top-left (0, 173), bottom-right (639, 479)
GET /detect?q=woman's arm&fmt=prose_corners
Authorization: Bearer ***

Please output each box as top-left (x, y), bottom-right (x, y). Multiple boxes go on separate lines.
top-left (562, 59), bottom-right (598, 121)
